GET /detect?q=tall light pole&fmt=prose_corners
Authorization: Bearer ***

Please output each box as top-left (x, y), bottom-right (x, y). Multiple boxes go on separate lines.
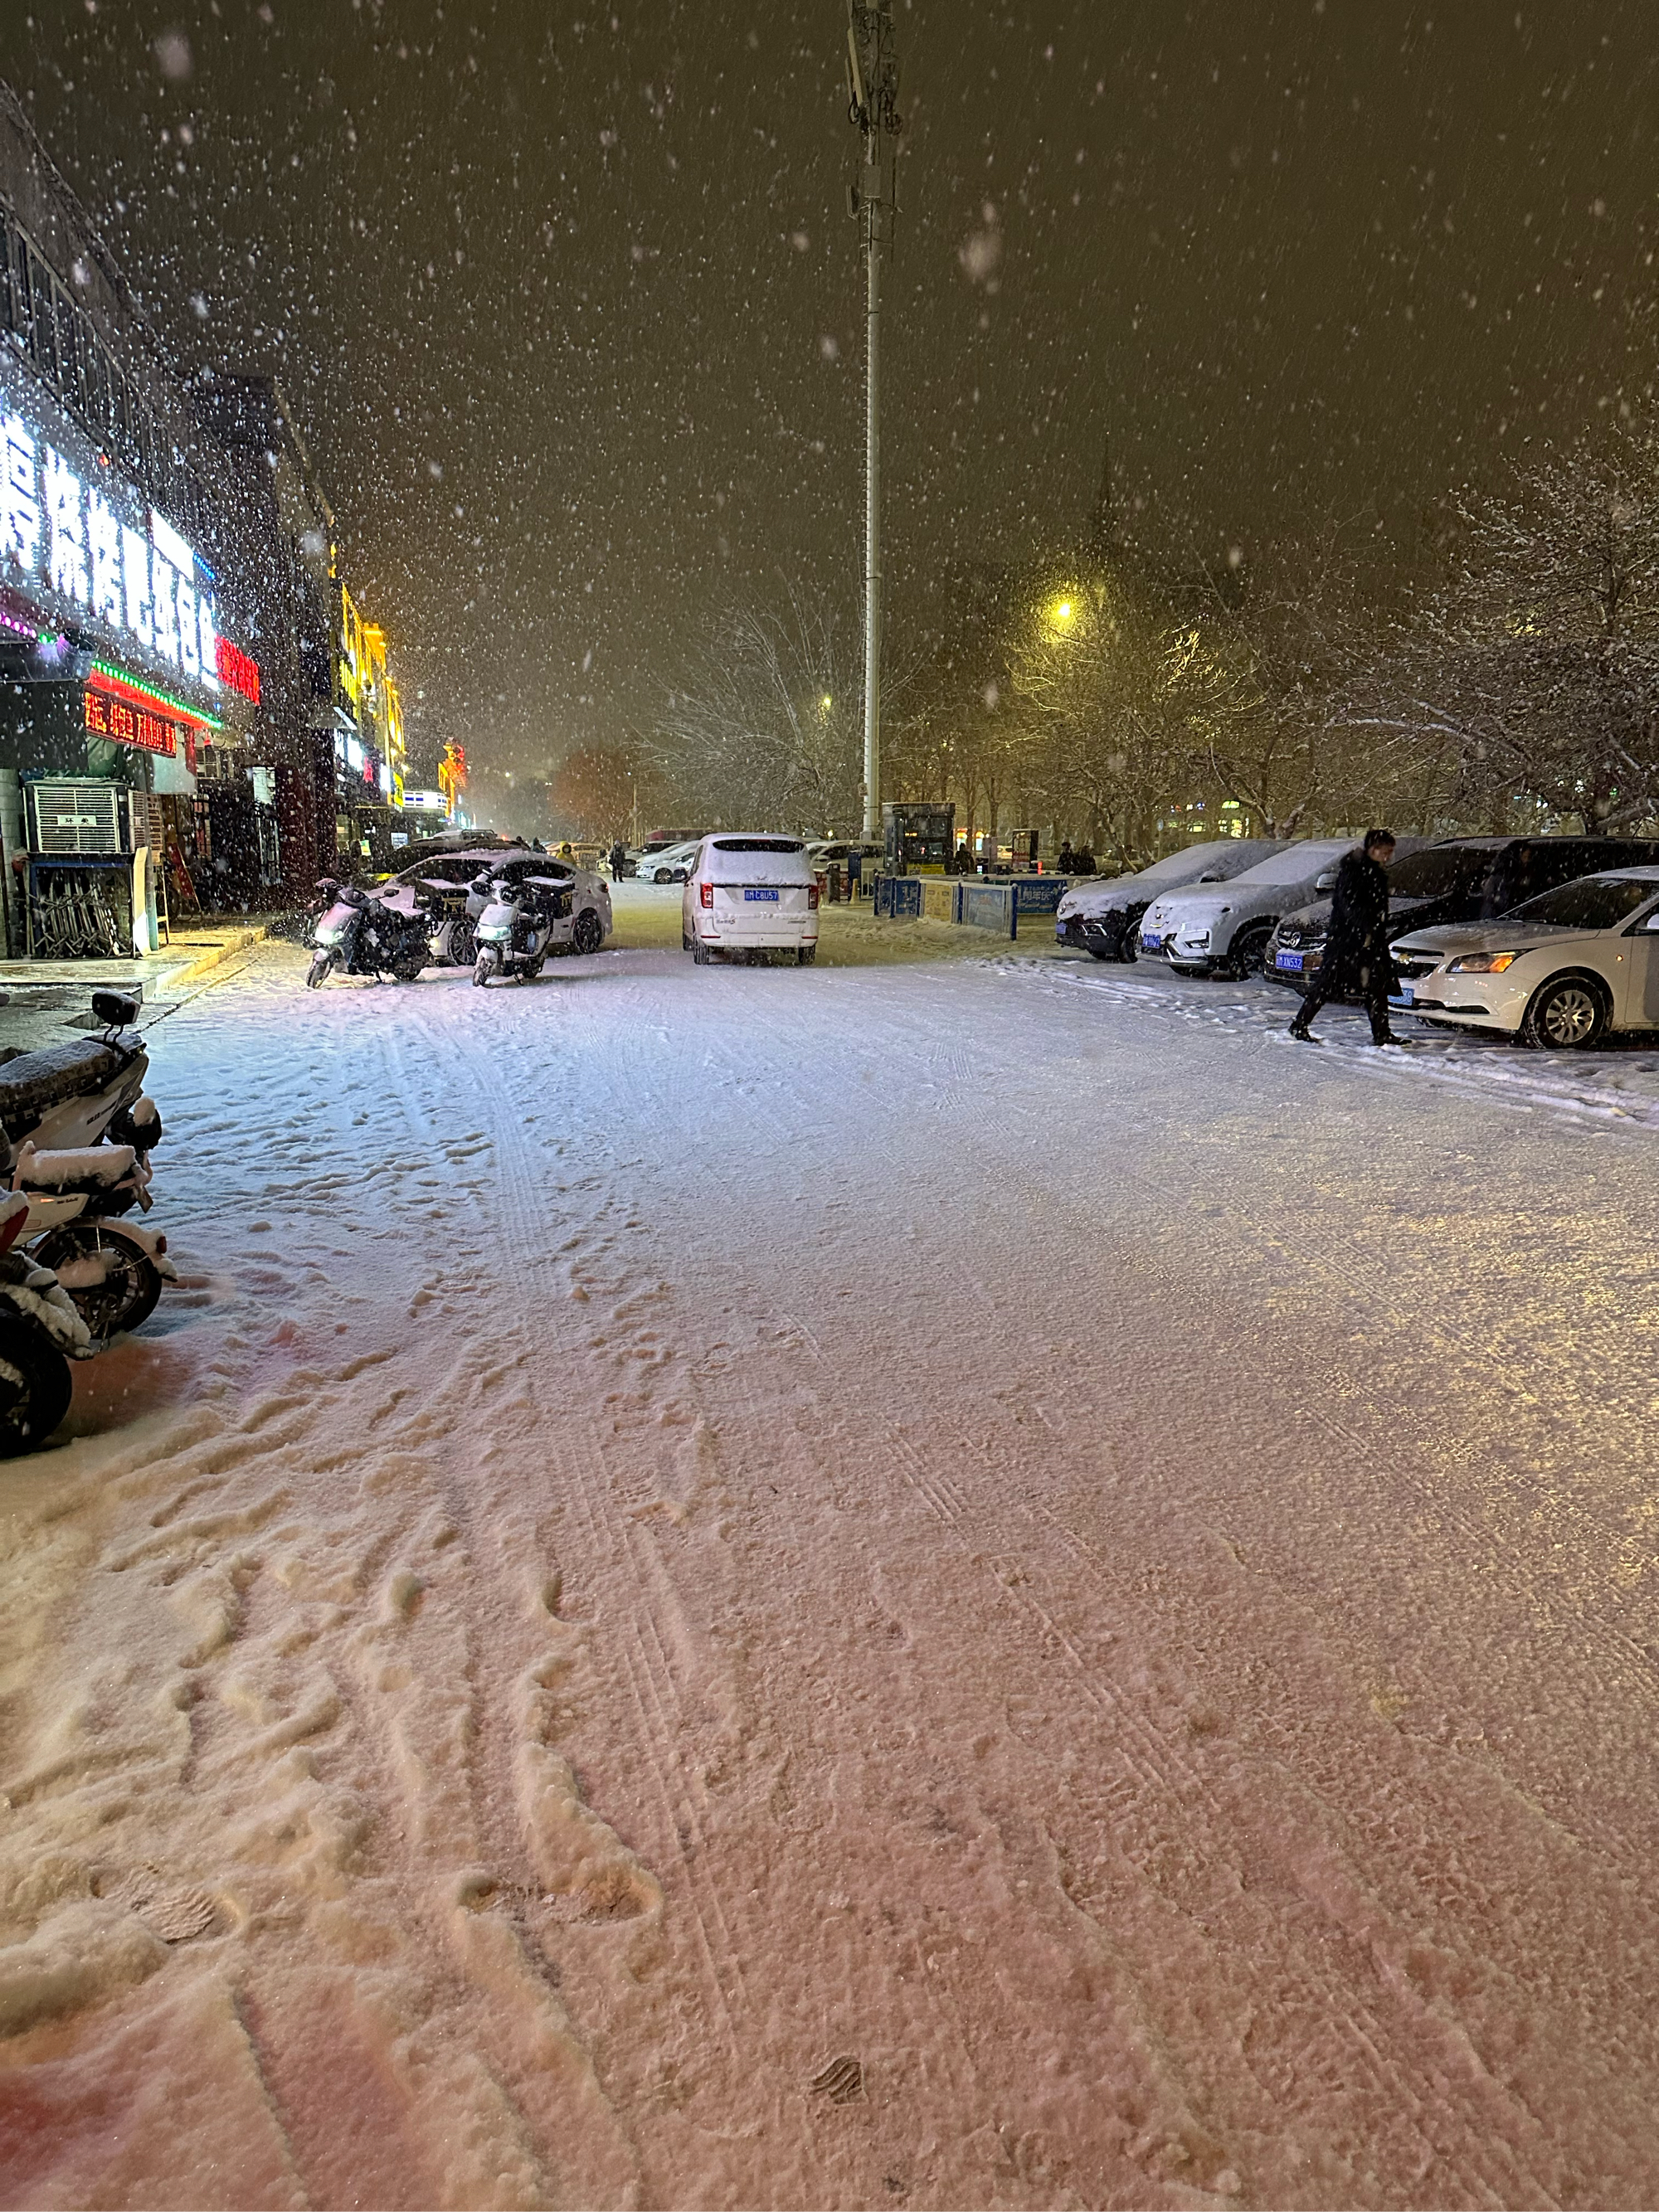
top-left (845, 2), bottom-right (902, 843)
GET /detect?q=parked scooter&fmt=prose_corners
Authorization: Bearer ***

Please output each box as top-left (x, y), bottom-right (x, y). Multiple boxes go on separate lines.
top-left (472, 872), bottom-right (572, 986)
top-left (0, 1189), bottom-right (92, 1458)
top-left (306, 880), bottom-right (433, 987)
top-left (1, 993), bottom-right (175, 1341)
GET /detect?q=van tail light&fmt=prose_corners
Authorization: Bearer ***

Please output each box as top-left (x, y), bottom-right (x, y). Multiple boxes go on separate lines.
top-left (808, 884), bottom-right (820, 910)
top-left (699, 882), bottom-right (713, 909)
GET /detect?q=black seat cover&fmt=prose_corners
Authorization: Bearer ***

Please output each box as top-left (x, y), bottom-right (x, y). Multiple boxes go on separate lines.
top-left (0, 1039), bottom-right (128, 1135)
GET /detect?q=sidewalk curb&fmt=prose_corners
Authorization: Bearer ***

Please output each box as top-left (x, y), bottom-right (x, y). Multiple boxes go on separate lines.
top-left (162, 925), bottom-right (268, 990)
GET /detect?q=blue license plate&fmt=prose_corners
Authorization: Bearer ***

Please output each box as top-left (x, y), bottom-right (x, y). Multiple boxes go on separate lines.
top-left (743, 888), bottom-right (781, 902)
top-left (1141, 933), bottom-right (1160, 951)
top-left (1275, 951), bottom-right (1303, 972)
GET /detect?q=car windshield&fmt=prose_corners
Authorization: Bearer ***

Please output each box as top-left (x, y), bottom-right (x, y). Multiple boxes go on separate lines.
top-left (1139, 843), bottom-right (1231, 883)
top-left (712, 838), bottom-right (804, 853)
top-left (1388, 848), bottom-right (1471, 899)
top-left (1235, 844), bottom-right (1351, 886)
top-left (1506, 877), bottom-right (1659, 930)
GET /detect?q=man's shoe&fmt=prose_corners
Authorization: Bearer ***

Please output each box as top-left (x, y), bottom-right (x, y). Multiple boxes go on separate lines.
top-left (1370, 1033), bottom-right (1400, 1048)
top-left (1287, 1022), bottom-right (1318, 1043)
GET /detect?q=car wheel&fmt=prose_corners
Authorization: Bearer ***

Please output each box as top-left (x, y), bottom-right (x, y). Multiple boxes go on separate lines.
top-left (1524, 973), bottom-right (1609, 1050)
top-left (31, 1221), bottom-right (163, 1340)
top-left (571, 911), bottom-right (604, 955)
top-left (1227, 924), bottom-right (1273, 980)
top-left (449, 916), bottom-right (478, 967)
top-left (654, 868), bottom-right (671, 884)
top-left (797, 945), bottom-right (817, 965)
top-left (692, 940), bottom-right (711, 965)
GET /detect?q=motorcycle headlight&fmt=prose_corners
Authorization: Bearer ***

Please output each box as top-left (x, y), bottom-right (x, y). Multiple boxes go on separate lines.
top-left (479, 922), bottom-right (511, 941)
top-left (314, 924), bottom-right (342, 946)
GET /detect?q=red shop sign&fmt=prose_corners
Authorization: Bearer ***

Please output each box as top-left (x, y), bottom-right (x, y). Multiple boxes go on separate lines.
top-left (85, 688), bottom-right (177, 757)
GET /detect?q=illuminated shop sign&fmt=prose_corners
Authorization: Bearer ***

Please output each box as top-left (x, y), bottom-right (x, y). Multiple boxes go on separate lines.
top-left (0, 348), bottom-right (244, 715)
top-left (83, 668), bottom-right (207, 772)
top-left (216, 634), bottom-right (260, 703)
top-left (85, 686), bottom-right (175, 756)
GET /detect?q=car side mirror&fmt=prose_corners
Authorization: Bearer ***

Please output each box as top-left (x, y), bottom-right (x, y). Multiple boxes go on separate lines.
top-left (1640, 909), bottom-right (1659, 933)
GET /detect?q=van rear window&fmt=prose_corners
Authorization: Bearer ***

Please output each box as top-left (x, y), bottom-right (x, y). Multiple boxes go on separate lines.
top-left (713, 838), bottom-right (804, 854)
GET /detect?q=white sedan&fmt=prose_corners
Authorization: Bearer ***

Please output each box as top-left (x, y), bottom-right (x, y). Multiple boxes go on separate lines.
top-left (1390, 867), bottom-right (1659, 1048)
top-left (640, 842), bottom-right (699, 884)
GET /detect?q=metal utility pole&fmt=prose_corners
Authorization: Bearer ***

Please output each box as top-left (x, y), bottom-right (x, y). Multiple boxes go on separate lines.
top-left (845, 2), bottom-right (902, 842)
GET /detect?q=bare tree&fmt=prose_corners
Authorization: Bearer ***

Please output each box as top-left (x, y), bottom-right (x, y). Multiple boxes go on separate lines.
top-left (655, 581), bottom-right (864, 833)
top-left (1357, 425), bottom-right (1659, 832)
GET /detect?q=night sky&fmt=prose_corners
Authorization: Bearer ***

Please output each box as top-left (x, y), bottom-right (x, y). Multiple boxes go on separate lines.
top-left (10, 2), bottom-right (1657, 824)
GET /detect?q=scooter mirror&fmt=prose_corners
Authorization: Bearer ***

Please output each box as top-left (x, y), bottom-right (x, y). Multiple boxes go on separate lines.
top-left (91, 989), bottom-right (140, 1029)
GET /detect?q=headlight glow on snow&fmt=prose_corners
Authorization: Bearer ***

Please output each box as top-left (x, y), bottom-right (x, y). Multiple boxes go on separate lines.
top-left (1448, 950), bottom-right (1527, 974)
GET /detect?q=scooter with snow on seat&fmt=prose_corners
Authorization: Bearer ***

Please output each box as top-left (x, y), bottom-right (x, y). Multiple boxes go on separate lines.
top-left (472, 872), bottom-right (572, 986)
top-left (1, 992), bottom-right (176, 1341)
top-left (307, 880), bottom-right (435, 987)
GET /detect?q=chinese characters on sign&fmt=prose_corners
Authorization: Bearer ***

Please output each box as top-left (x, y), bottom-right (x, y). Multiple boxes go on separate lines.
top-left (0, 348), bottom-right (249, 713)
top-left (215, 635), bottom-right (260, 703)
top-left (85, 687), bottom-right (178, 758)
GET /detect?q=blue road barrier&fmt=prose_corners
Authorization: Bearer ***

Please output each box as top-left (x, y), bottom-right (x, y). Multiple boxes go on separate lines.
top-left (873, 874), bottom-right (923, 920)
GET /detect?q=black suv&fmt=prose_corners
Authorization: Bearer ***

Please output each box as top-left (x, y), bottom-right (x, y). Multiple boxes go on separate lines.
top-left (1266, 835), bottom-right (1659, 994)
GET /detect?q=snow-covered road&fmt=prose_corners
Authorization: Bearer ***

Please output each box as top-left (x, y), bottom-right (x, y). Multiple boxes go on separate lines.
top-left (3, 931), bottom-right (1658, 2210)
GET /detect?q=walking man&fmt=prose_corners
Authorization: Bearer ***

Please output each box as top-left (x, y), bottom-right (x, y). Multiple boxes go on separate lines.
top-left (1289, 828), bottom-right (1399, 1046)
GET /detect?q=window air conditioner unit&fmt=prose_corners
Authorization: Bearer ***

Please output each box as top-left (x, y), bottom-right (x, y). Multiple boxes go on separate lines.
top-left (24, 780), bottom-right (131, 856)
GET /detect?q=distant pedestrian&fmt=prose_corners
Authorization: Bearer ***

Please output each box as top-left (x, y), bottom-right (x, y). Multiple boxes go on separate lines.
top-left (845, 844), bottom-right (864, 899)
top-left (609, 839), bottom-right (626, 881)
top-left (1289, 829), bottom-right (1399, 1046)
top-left (953, 841), bottom-right (971, 876)
top-left (1075, 844), bottom-right (1097, 876)
top-left (1058, 841), bottom-right (1078, 874)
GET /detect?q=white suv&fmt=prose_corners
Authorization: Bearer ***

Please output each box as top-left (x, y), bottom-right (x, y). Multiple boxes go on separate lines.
top-left (684, 836), bottom-right (821, 965)
top-left (1141, 839), bottom-right (1369, 978)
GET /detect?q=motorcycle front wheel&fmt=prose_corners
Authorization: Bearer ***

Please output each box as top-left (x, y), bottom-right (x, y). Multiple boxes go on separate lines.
top-left (31, 1222), bottom-right (163, 1341)
top-left (473, 950), bottom-right (500, 988)
top-left (304, 952), bottom-right (334, 989)
top-left (0, 1316), bottom-right (73, 1459)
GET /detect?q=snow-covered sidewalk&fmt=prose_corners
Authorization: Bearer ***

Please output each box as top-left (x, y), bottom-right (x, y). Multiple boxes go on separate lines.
top-left (2, 936), bottom-right (1657, 2210)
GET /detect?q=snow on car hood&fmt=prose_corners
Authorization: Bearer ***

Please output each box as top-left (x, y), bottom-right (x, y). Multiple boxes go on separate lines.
top-left (1395, 919), bottom-right (1579, 955)
top-left (1058, 878), bottom-right (1139, 918)
top-left (1146, 890), bottom-right (1234, 929)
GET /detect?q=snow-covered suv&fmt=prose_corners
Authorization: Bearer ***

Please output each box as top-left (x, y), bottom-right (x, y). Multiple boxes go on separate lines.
top-left (1055, 839), bottom-right (1287, 962)
top-left (1140, 839), bottom-right (1365, 978)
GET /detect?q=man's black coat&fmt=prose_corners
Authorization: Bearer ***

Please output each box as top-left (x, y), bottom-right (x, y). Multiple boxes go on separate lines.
top-left (1322, 848), bottom-right (1392, 994)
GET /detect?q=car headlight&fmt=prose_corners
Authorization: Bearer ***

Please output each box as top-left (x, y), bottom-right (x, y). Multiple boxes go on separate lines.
top-left (1447, 950), bottom-right (1529, 975)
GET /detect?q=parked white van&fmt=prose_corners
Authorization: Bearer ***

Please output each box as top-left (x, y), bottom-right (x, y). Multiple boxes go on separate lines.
top-left (683, 835), bottom-right (821, 965)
